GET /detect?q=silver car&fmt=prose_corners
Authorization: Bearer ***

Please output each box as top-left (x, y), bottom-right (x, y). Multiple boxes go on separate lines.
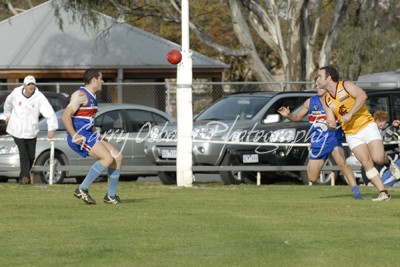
top-left (0, 104), bottom-right (175, 183)
top-left (144, 91), bottom-right (315, 185)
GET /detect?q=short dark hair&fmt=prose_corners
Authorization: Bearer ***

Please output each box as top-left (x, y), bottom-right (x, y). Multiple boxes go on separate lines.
top-left (320, 66), bottom-right (339, 82)
top-left (83, 69), bottom-right (101, 85)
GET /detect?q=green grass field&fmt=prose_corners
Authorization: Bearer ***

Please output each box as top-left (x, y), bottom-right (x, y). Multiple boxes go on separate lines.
top-left (1, 181), bottom-right (400, 267)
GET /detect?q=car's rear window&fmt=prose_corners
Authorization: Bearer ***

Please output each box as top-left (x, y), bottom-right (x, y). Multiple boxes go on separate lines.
top-left (38, 110), bottom-right (65, 131)
top-left (47, 96), bottom-right (63, 111)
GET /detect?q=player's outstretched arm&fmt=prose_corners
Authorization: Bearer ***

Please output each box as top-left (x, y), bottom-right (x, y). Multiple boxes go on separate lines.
top-left (278, 98), bottom-right (310, 122)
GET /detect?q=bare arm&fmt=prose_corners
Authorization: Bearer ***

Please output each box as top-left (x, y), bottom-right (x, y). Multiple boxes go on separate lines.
top-left (62, 106), bottom-right (78, 137)
top-left (340, 81), bottom-right (368, 123)
top-left (321, 96), bottom-right (337, 129)
top-left (278, 98), bottom-right (310, 122)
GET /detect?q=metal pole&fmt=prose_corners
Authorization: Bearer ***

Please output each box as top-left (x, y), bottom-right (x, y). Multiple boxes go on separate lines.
top-left (117, 69), bottom-right (123, 103)
top-left (176, 0), bottom-right (193, 187)
top-left (49, 139), bottom-right (55, 185)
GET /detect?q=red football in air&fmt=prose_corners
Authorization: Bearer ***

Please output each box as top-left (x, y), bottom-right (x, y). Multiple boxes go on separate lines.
top-left (167, 49), bottom-right (182, 64)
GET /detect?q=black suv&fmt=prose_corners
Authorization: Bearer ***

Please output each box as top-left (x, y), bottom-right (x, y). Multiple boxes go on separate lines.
top-left (226, 88), bottom-right (400, 185)
top-left (144, 90), bottom-right (315, 185)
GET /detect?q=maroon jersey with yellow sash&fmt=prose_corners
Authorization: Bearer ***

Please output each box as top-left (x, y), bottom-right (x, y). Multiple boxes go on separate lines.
top-left (324, 81), bottom-right (374, 135)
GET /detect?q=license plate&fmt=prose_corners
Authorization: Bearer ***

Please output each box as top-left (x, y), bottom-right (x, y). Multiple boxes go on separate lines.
top-left (161, 149), bottom-right (177, 159)
top-left (243, 154), bottom-right (259, 163)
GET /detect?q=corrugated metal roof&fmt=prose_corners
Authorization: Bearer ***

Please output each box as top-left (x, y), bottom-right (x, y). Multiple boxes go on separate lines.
top-left (0, 0), bottom-right (228, 70)
top-left (357, 69), bottom-right (400, 89)
top-left (357, 70), bottom-right (400, 82)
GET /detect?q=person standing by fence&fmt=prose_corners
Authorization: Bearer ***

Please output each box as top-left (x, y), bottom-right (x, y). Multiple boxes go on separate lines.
top-left (62, 69), bottom-right (123, 205)
top-left (3, 75), bottom-right (58, 184)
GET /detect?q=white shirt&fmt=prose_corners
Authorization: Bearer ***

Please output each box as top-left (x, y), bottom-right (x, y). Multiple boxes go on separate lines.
top-left (3, 86), bottom-right (58, 139)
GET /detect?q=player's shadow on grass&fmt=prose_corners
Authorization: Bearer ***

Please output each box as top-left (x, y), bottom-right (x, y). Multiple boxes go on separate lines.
top-left (319, 194), bottom-right (353, 199)
top-left (120, 198), bottom-right (148, 204)
top-left (320, 193), bottom-right (393, 200)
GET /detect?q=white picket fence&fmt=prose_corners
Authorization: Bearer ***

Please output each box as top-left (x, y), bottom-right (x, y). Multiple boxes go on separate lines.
top-left (1, 136), bottom-right (398, 185)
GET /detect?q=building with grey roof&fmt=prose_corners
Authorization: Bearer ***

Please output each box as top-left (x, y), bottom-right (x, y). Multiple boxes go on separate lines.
top-left (357, 69), bottom-right (400, 89)
top-left (0, 0), bottom-right (228, 84)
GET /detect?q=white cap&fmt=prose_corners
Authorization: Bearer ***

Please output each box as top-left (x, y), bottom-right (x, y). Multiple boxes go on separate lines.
top-left (23, 75), bottom-right (36, 85)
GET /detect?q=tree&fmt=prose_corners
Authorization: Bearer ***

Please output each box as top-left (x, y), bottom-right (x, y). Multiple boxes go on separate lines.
top-left (336, 0), bottom-right (400, 80)
top-left (3, 0), bottom-right (400, 85)
top-left (1, 0), bottom-right (34, 18)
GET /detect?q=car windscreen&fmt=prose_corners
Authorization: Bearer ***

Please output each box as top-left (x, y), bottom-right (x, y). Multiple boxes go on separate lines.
top-left (38, 110), bottom-right (66, 131)
top-left (195, 96), bottom-right (272, 121)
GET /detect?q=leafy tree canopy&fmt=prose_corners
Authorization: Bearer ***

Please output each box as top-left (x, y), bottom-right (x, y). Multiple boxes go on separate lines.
top-left (1, 0), bottom-right (399, 83)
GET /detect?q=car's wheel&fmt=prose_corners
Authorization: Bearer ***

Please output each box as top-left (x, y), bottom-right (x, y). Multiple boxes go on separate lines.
top-left (158, 172), bottom-right (176, 185)
top-left (241, 172), bottom-right (259, 184)
top-left (219, 155), bottom-right (242, 185)
top-left (0, 176), bottom-right (8, 183)
top-left (75, 176), bottom-right (107, 183)
top-left (35, 151), bottom-right (66, 184)
top-left (75, 177), bottom-right (84, 184)
top-left (119, 175), bottom-right (139, 181)
top-left (300, 156), bottom-right (337, 185)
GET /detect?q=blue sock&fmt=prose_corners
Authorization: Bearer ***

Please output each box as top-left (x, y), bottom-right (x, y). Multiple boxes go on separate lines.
top-left (108, 168), bottom-right (120, 197)
top-left (80, 161), bottom-right (106, 190)
top-left (351, 185), bottom-right (364, 200)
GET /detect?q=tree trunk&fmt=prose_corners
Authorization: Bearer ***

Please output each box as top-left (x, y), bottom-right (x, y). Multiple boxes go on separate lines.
top-left (286, 0), bottom-right (305, 85)
top-left (229, 0), bottom-right (278, 89)
top-left (318, 0), bottom-right (350, 68)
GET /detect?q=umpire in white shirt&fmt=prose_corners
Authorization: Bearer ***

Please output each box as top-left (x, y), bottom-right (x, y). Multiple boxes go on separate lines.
top-left (3, 75), bottom-right (58, 184)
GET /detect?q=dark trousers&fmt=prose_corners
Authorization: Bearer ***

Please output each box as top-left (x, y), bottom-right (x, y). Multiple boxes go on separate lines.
top-left (13, 137), bottom-right (37, 180)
